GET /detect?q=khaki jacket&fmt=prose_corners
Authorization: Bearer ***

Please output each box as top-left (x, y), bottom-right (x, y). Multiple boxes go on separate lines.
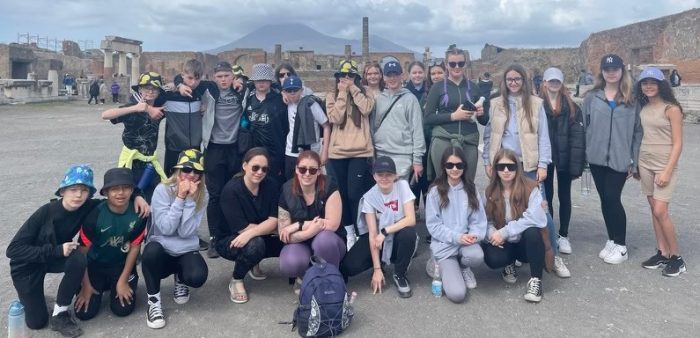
top-left (488, 96), bottom-right (543, 172)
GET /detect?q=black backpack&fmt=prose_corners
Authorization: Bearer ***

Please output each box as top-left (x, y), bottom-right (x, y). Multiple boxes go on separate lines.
top-left (293, 256), bottom-right (353, 337)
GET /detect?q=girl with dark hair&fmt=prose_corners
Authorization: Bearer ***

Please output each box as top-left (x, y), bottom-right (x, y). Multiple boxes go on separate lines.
top-left (539, 67), bottom-right (586, 254)
top-left (275, 63), bottom-right (314, 97)
top-left (217, 147), bottom-right (284, 304)
top-left (425, 146), bottom-right (487, 303)
top-left (326, 60), bottom-right (376, 247)
top-left (635, 67), bottom-right (686, 276)
top-left (482, 149), bottom-right (548, 303)
top-left (583, 54), bottom-right (642, 265)
top-left (405, 61), bottom-right (428, 106)
top-left (424, 45), bottom-right (490, 181)
top-left (362, 61), bottom-right (385, 99)
top-left (278, 151), bottom-right (345, 282)
top-left (427, 61), bottom-right (446, 90)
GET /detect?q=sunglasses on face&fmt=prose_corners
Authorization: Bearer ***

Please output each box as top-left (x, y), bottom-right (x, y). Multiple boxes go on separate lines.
top-left (250, 165), bottom-right (268, 173)
top-left (337, 73), bottom-right (357, 79)
top-left (448, 61), bottom-right (466, 68)
top-left (297, 166), bottom-right (319, 175)
top-left (180, 167), bottom-right (203, 175)
top-left (279, 72), bottom-right (290, 78)
top-left (444, 162), bottom-right (465, 170)
top-left (495, 163), bottom-right (518, 172)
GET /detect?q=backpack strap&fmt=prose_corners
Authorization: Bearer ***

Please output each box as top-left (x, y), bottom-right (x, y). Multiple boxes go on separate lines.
top-left (377, 93), bottom-right (405, 129)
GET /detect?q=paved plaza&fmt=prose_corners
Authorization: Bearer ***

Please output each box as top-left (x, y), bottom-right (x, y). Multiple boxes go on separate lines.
top-left (0, 101), bottom-right (698, 337)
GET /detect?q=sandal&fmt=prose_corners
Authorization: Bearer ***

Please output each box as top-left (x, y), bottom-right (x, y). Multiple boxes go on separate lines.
top-left (228, 278), bottom-right (248, 304)
top-left (248, 264), bottom-right (268, 280)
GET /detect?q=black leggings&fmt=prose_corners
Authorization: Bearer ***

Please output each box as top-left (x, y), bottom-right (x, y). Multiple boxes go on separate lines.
top-left (482, 227), bottom-right (545, 279)
top-left (544, 164), bottom-right (572, 237)
top-left (589, 164), bottom-right (628, 245)
top-left (141, 241), bottom-right (208, 295)
top-left (10, 250), bottom-right (86, 329)
top-left (328, 158), bottom-right (372, 231)
top-left (215, 234), bottom-right (283, 280)
top-left (340, 227), bottom-right (417, 278)
top-left (204, 142), bottom-right (241, 239)
top-left (75, 264), bottom-right (138, 320)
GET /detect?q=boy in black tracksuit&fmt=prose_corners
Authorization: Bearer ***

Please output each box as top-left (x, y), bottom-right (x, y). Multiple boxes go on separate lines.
top-left (74, 168), bottom-right (146, 321)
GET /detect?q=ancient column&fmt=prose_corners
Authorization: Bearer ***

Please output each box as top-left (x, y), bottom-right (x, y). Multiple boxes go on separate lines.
top-left (362, 17), bottom-right (369, 65)
top-left (345, 45), bottom-right (352, 61)
top-left (274, 44), bottom-right (282, 66)
top-left (48, 70), bottom-right (59, 96)
top-left (130, 54), bottom-right (140, 86)
top-left (103, 49), bottom-right (113, 78)
top-left (118, 52), bottom-right (127, 77)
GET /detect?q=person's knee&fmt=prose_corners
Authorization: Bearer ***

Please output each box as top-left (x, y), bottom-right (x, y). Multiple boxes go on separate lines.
top-left (280, 245), bottom-right (310, 277)
top-left (396, 226), bottom-right (417, 242)
top-left (141, 242), bottom-right (164, 266)
top-left (522, 227), bottom-right (542, 243)
top-left (110, 298), bottom-right (136, 317)
top-left (75, 295), bottom-right (102, 321)
top-left (466, 246), bottom-right (485, 266)
top-left (23, 305), bottom-right (49, 330)
top-left (652, 202), bottom-right (668, 221)
top-left (311, 231), bottom-right (344, 257)
top-left (445, 286), bottom-right (467, 304)
top-left (182, 264), bottom-right (208, 288)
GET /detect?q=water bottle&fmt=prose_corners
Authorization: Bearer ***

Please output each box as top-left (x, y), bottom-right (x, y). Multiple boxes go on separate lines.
top-left (8, 300), bottom-right (27, 338)
top-left (431, 262), bottom-right (442, 297)
top-left (581, 164), bottom-right (592, 196)
top-left (137, 163), bottom-right (156, 191)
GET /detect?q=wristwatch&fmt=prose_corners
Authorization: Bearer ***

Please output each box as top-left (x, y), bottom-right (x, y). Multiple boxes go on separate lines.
top-left (381, 228), bottom-right (388, 236)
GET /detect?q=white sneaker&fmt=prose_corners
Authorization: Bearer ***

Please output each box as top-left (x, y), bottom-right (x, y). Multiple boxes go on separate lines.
top-left (553, 256), bottom-right (571, 278)
top-left (462, 267), bottom-right (477, 289)
top-left (604, 244), bottom-right (628, 264)
top-left (345, 225), bottom-right (357, 251)
top-left (557, 236), bottom-right (572, 255)
top-left (514, 260), bottom-right (523, 267)
top-left (598, 240), bottom-right (615, 259)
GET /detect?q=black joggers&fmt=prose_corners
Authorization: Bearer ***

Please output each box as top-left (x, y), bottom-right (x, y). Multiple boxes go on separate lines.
top-left (589, 164), bottom-right (628, 245)
top-left (482, 227), bottom-right (545, 279)
top-left (544, 164), bottom-right (573, 237)
top-left (340, 227), bottom-right (417, 278)
top-left (141, 241), bottom-right (209, 295)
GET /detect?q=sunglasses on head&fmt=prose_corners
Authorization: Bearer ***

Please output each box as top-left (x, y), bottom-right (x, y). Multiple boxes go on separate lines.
top-left (250, 165), bottom-right (268, 173)
top-left (180, 167), bottom-right (202, 175)
top-left (444, 162), bottom-right (465, 170)
top-left (448, 61), bottom-right (466, 68)
top-left (297, 166), bottom-right (319, 175)
top-left (495, 163), bottom-right (518, 172)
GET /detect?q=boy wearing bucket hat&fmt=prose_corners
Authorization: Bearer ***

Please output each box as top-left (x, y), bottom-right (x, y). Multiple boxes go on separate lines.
top-left (6, 165), bottom-right (148, 337)
top-left (74, 168), bottom-right (146, 321)
top-left (242, 63), bottom-right (288, 182)
top-left (102, 71), bottom-right (169, 202)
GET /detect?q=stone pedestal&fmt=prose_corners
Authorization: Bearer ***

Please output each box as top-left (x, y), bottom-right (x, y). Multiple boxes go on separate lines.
top-left (118, 52), bottom-right (127, 77)
top-left (48, 70), bottom-right (59, 96)
top-left (130, 54), bottom-right (140, 86)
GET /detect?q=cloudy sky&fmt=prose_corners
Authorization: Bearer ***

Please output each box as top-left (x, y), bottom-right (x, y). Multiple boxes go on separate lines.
top-left (1, 0), bottom-right (698, 58)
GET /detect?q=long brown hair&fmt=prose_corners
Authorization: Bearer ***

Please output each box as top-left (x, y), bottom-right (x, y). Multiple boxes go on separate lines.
top-left (484, 149), bottom-right (538, 229)
top-left (540, 83), bottom-right (576, 120)
top-left (361, 62), bottom-right (385, 90)
top-left (430, 146), bottom-right (478, 210)
top-left (592, 65), bottom-right (634, 106)
top-left (163, 170), bottom-right (207, 211)
top-left (499, 64), bottom-right (535, 132)
top-left (291, 150), bottom-right (327, 198)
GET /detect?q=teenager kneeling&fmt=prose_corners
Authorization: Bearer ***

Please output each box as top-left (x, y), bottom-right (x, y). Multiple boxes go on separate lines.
top-left (340, 156), bottom-right (417, 298)
top-left (142, 149), bottom-right (209, 329)
top-left (482, 149), bottom-right (548, 303)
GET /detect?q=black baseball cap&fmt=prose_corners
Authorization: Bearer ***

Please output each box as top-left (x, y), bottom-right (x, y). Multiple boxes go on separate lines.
top-left (600, 54), bottom-right (624, 70)
top-left (373, 156), bottom-right (397, 174)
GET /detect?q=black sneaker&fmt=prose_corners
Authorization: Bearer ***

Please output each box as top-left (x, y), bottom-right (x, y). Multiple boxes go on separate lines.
top-left (642, 250), bottom-right (669, 269)
top-left (524, 277), bottom-right (543, 303)
top-left (207, 237), bottom-right (219, 258)
top-left (198, 238), bottom-right (209, 251)
top-left (662, 255), bottom-right (687, 277)
top-left (50, 311), bottom-right (83, 337)
top-left (146, 296), bottom-right (166, 329)
top-left (502, 263), bottom-right (517, 284)
top-left (392, 273), bottom-right (412, 298)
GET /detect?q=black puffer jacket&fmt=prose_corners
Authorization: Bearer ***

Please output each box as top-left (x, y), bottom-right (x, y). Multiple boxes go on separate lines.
top-left (544, 98), bottom-right (586, 177)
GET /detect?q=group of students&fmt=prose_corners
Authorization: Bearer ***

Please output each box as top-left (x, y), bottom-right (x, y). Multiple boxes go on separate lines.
top-left (7, 45), bottom-right (686, 337)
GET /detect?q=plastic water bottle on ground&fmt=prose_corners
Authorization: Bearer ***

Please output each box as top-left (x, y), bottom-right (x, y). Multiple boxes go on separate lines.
top-left (581, 164), bottom-right (592, 196)
top-left (431, 262), bottom-right (442, 297)
top-left (8, 300), bottom-right (27, 338)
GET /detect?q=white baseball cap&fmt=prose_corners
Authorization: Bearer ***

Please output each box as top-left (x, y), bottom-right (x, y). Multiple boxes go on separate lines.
top-left (543, 67), bottom-right (564, 82)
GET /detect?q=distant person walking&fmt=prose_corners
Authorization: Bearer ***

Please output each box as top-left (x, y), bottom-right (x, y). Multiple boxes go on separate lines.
top-left (670, 69), bottom-right (682, 87)
top-left (63, 73), bottom-right (75, 95)
top-left (111, 81), bottom-right (120, 103)
top-left (88, 80), bottom-right (100, 104)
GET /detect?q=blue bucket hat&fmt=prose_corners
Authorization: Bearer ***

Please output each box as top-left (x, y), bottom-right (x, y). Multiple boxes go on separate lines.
top-left (55, 164), bottom-right (96, 198)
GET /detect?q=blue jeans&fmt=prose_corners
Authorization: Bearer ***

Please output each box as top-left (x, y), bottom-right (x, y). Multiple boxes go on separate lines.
top-left (524, 170), bottom-right (558, 256)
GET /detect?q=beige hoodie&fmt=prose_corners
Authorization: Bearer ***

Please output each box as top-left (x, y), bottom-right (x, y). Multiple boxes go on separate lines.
top-left (326, 83), bottom-right (375, 159)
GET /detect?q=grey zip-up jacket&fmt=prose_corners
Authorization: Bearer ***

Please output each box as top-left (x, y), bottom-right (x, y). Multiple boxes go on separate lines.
top-left (583, 90), bottom-right (642, 173)
top-left (372, 87), bottom-right (425, 164)
top-left (425, 183), bottom-right (487, 261)
top-left (148, 183), bottom-right (209, 256)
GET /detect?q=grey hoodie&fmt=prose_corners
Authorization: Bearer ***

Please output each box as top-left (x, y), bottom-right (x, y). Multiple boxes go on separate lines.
top-left (583, 90), bottom-right (642, 173)
top-left (425, 183), bottom-right (487, 261)
top-left (148, 183), bottom-right (209, 256)
top-left (372, 87), bottom-right (426, 164)
top-left (486, 189), bottom-right (547, 243)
